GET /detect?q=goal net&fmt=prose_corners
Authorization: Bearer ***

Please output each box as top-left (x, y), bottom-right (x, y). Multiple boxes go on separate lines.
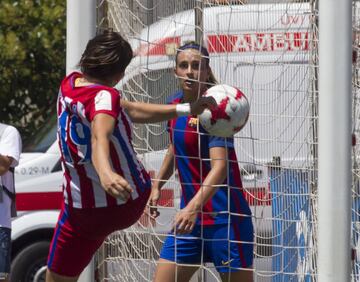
top-left (93, 0), bottom-right (360, 281)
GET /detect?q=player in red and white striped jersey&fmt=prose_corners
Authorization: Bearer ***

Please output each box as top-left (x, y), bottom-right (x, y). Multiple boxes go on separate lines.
top-left (46, 31), bottom-right (215, 282)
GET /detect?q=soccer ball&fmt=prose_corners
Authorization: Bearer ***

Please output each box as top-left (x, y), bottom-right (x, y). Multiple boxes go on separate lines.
top-left (199, 84), bottom-right (250, 138)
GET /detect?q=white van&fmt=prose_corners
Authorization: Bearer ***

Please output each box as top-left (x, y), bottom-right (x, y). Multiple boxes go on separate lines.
top-left (11, 3), bottom-right (312, 280)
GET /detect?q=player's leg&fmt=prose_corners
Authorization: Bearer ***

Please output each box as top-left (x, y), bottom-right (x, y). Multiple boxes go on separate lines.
top-left (219, 267), bottom-right (253, 282)
top-left (154, 226), bottom-right (202, 282)
top-left (208, 218), bottom-right (254, 282)
top-left (153, 258), bottom-right (198, 282)
top-left (0, 227), bottom-right (11, 282)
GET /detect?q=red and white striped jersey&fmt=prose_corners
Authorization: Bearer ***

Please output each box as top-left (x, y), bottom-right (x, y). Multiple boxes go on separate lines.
top-left (57, 72), bottom-right (151, 209)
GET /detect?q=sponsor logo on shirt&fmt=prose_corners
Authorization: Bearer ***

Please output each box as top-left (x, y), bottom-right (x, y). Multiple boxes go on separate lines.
top-left (188, 117), bottom-right (198, 128)
top-left (95, 90), bottom-right (112, 111)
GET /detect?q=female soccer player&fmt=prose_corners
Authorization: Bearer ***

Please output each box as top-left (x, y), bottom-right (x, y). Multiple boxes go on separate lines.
top-left (149, 42), bottom-right (254, 282)
top-left (46, 32), bottom-right (215, 282)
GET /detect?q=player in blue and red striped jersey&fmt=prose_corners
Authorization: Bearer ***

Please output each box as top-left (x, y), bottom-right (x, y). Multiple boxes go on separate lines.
top-left (150, 42), bottom-right (254, 282)
top-left (46, 32), bottom-right (215, 282)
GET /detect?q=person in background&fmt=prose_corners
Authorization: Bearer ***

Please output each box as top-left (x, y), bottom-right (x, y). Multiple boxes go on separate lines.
top-left (0, 123), bottom-right (22, 282)
top-left (46, 31), bottom-right (215, 282)
top-left (149, 42), bottom-right (254, 282)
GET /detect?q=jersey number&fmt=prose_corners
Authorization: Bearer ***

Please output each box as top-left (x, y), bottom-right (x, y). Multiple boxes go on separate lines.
top-left (59, 110), bottom-right (91, 164)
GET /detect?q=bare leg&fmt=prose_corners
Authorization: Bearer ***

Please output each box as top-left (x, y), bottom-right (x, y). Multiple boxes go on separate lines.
top-left (219, 266), bottom-right (253, 282)
top-left (153, 258), bottom-right (199, 282)
top-left (46, 269), bottom-right (79, 282)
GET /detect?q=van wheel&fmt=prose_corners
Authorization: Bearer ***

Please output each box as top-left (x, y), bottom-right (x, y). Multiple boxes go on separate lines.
top-left (11, 241), bottom-right (50, 282)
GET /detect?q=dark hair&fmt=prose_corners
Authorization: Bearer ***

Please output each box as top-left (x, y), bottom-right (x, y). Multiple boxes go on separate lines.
top-left (176, 42), bottom-right (210, 65)
top-left (175, 41), bottom-right (217, 85)
top-left (79, 31), bottom-right (133, 81)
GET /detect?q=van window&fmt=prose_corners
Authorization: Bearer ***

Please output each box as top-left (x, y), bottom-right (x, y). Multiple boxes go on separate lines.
top-left (121, 68), bottom-right (178, 152)
top-left (23, 115), bottom-right (57, 153)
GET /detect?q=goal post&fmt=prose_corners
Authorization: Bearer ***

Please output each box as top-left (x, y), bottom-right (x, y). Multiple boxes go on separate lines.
top-left (66, 0), bottom-right (96, 75)
top-left (318, 0), bottom-right (352, 281)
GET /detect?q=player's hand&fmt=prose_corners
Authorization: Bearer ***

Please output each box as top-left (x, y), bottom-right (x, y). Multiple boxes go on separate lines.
top-left (172, 205), bottom-right (199, 235)
top-left (190, 96), bottom-right (217, 115)
top-left (100, 171), bottom-right (133, 201)
top-left (147, 186), bottom-right (161, 219)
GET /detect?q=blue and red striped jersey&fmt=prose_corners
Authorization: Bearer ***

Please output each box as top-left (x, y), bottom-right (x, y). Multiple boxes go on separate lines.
top-left (167, 90), bottom-right (252, 225)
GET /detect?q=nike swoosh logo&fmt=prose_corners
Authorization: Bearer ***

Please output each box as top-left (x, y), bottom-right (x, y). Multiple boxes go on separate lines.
top-left (221, 259), bottom-right (234, 266)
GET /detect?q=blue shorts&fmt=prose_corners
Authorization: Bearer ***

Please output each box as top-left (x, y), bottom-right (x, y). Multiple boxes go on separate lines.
top-left (0, 227), bottom-right (11, 278)
top-left (160, 218), bottom-right (253, 273)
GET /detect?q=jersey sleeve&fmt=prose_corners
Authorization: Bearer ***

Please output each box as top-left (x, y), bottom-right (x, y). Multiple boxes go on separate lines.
top-left (0, 126), bottom-right (22, 167)
top-left (208, 135), bottom-right (234, 149)
top-left (88, 89), bottom-right (121, 121)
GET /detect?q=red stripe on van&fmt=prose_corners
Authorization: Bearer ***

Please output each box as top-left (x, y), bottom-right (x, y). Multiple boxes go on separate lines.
top-left (16, 187), bottom-right (175, 211)
top-left (244, 187), bottom-right (271, 206)
top-left (136, 37), bottom-right (181, 56)
top-left (157, 188), bottom-right (174, 207)
top-left (16, 192), bottom-right (63, 211)
top-left (135, 32), bottom-right (309, 57)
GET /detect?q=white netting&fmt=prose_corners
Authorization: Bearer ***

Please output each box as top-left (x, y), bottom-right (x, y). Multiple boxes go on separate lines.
top-left (92, 0), bottom-right (360, 281)
top-left (352, 2), bottom-right (360, 282)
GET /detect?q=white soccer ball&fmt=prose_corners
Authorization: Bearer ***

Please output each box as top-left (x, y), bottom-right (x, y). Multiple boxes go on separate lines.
top-left (199, 84), bottom-right (250, 138)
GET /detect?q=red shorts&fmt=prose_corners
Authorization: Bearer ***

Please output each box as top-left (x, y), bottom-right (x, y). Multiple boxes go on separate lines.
top-left (47, 191), bottom-right (150, 277)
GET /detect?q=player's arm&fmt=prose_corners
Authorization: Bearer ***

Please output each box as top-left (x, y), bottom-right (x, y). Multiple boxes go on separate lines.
top-left (91, 113), bottom-right (133, 200)
top-left (120, 97), bottom-right (216, 123)
top-left (148, 144), bottom-right (175, 218)
top-left (174, 146), bottom-right (227, 234)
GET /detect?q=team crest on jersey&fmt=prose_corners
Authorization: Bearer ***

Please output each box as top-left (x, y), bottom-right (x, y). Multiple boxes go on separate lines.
top-left (188, 117), bottom-right (198, 128)
top-left (95, 90), bottom-right (112, 111)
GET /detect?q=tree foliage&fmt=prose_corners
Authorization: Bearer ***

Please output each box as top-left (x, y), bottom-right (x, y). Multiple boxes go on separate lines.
top-left (0, 0), bottom-right (65, 145)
